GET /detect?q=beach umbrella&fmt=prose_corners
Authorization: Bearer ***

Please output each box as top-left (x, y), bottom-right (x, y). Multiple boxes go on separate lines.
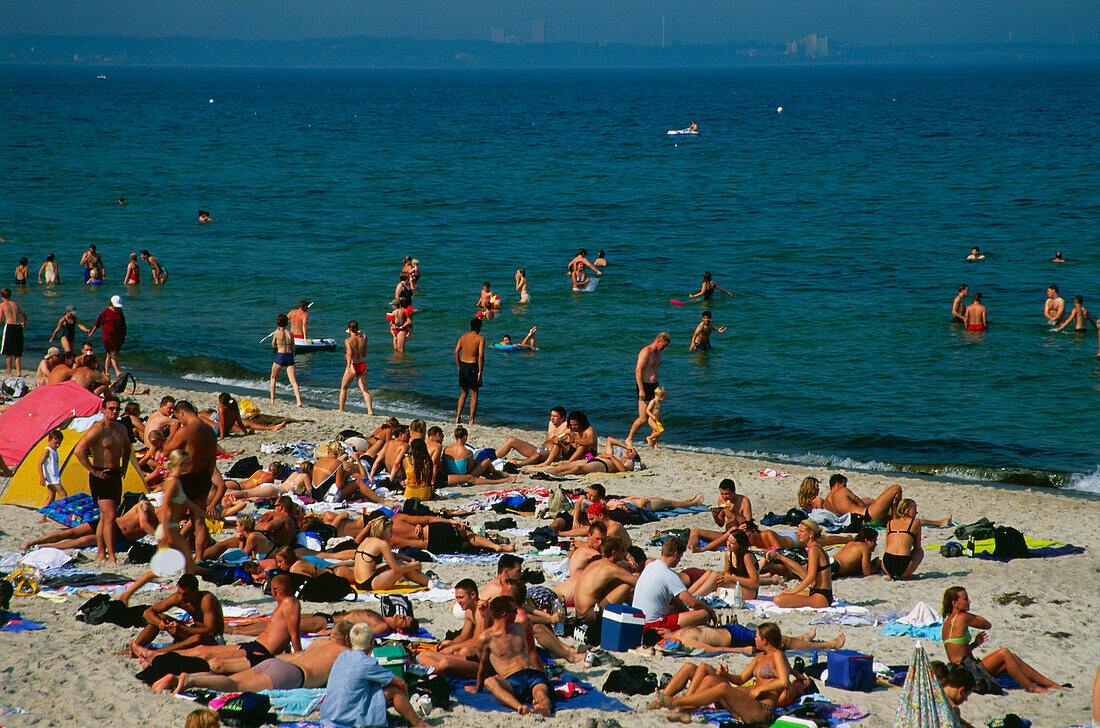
top-left (893, 641), bottom-right (960, 728)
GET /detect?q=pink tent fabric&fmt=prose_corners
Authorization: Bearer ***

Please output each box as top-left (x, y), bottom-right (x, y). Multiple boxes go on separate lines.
top-left (0, 382), bottom-right (103, 468)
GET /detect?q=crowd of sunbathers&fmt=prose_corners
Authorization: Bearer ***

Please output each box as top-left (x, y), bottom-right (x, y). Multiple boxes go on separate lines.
top-left (15, 388), bottom-right (1079, 726)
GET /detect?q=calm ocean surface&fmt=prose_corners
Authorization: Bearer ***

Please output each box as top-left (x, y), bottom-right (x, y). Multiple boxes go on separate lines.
top-left (3, 63), bottom-right (1100, 492)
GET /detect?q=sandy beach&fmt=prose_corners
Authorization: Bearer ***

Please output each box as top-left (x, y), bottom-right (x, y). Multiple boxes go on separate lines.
top-left (0, 379), bottom-right (1097, 728)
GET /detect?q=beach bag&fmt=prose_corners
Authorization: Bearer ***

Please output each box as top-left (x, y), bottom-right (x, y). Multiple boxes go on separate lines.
top-left (992, 526), bottom-right (1030, 560)
top-left (940, 541), bottom-right (965, 558)
top-left (407, 673), bottom-right (452, 709)
top-left (603, 665), bottom-right (658, 695)
top-left (380, 593), bottom-right (414, 618)
top-left (954, 518), bottom-right (996, 542)
top-left (824, 650), bottom-right (874, 691)
top-left (126, 541), bottom-right (157, 565)
top-left (226, 456), bottom-right (261, 480)
top-left (217, 691), bottom-right (276, 728)
top-left (402, 497), bottom-right (435, 517)
top-left (238, 398), bottom-right (261, 419)
top-left (296, 571), bottom-right (353, 602)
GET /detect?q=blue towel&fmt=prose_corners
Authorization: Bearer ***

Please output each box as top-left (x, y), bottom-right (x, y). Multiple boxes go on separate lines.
top-left (2, 615), bottom-right (45, 632)
top-left (878, 621), bottom-right (943, 641)
top-left (448, 674), bottom-right (630, 712)
top-left (656, 505), bottom-right (710, 518)
top-left (261, 687), bottom-right (327, 716)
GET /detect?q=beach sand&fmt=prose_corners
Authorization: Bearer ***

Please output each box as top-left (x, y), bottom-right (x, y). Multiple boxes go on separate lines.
top-left (0, 381), bottom-right (1096, 728)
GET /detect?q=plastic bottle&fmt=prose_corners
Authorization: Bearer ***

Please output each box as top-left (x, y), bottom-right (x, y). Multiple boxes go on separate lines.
top-left (966, 537), bottom-right (975, 556)
top-left (731, 581), bottom-right (745, 609)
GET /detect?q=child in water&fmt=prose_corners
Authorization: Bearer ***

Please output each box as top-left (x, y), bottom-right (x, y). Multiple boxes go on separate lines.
top-left (646, 386), bottom-right (667, 448)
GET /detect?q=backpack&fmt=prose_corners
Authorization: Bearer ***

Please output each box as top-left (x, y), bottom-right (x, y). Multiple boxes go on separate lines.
top-left (603, 665), bottom-right (658, 695)
top-left (380, 593), bottom-right (414, 618)
top-left (226, 456), bottom-right (261, 480)
top-left (530, 526), bottom-right (559, 550)
top-left (76, 593), bottom-right (147, 628)
top-left (992, 526), bottom-right (1030, 560)
top-left (295, 571), bottom-right (353, 602)
top-left (126, 541), bottom-right (158, 565)
top-left (954, 518), bottom-right (996, 542)
top-left (110, 372), bottom-right (137, 394)
top-left (217, 692), bottom-right (276, 728)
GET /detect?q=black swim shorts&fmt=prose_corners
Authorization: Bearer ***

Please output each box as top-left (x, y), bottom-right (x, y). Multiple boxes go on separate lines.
top-left (89, 468), bottom-right (123, 502)
top-left (426, 522), bottom-right (464, 554)
top-left (458, 361), bottom-right (481, 391)
top-left (637, 382), bottom-right (658, 402)
top-left (178, 471), bottom-right (212, 504)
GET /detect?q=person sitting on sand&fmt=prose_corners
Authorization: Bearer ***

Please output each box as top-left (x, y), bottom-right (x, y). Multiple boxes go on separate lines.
top-left (633, 537), bottom-right (718, 630)
top-left (321, 623), bottom-right (428, 728)
top-left (771, 520), bottom-right (834, 608)
top-left (931, 661), bottom-right (979, 728)
top-left (253, 495), bottom-right (301, 548)
top-left (353, 516), bottom-right (430, 591)
top-left (201, 514), bottom-right (275, 561)
top-left (827, 528), bottom-right (881, 577)
top-left (941, 586), bottom-right (1069, 694)
top-left (717, 530), bottom-right (769, 599)
top-left (654, 622), bottom-right (808, 725)
top-left (131, 573), bottom-right (225, 658)
top-left (881, 498), bottom-right (923, 580)
top-left (161, 619), bottom-right (352, 694)
top-left (687, 478), bottom-right (754, 552)
top-left (540, 410), bottom-right (599, 464)
top-left (441, 426), bottom-right (514, 484)
top-left (822, 474), bottom-right (901, 526)
top-left (369, 424), bottom-right (411, 484)
top-left (417, 579), bottom-right (489, 679)
top-left (499, 326), bottom-right (537, 350)
top-left (495, 406), bottom-right (569, 467)
top-left (466, 596), bottom-right (555, 717)
top-left (569, 536), bottom-right (638, 621)
top-left (313, 441), bottom-right (379, 502)
top-left (796, 475), bottom-right (825, 511)
top-left (200, 393), bottom-right (287, 438)
top-left (134, 573), bottom-right (300, 676)
top-left (22, 496), bottom-right (158, 551)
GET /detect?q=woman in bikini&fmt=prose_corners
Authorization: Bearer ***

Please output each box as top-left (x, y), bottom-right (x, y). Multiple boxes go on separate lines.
top-left (353, 516), bottom-right (429, 591)
top-left (570, 260), bottom-right (589, 291)
top-left (50, 307), bottom-right (91, 352)
top-left (941, 586), bottom-right (1067, 694)
top-left (123, 252), bottom-right (141, 285)
top-left (772, 520), bottom-right (834, 608)
top-left (158, 449), bottom-right (203, 573)
top-left (200, 393), bottom-right (287, 438)
top-left (545, 442), bottom-right (639, 475)
top-left (657, 622), bottom-right (805, 724)
top-left (389, 299), bottom-right (412, 352)
top-left (14, 258), bottom-right (29, 285)
top-left (718, 530), bottom-right (765, 599)
top-left (442, 426), bottom-right (510, 484)
top-left (688, 271), bottom-right (733, 301)
top-left (138, 429), bottom-right (170, 487)
top-left (882, 498), bottom-right (923, 579)
top-left (515, 268), bottom-right (531, 304)
top-left (796, 476), bottom-right (825, 512)
top-left (389, 512), bottom-right (514, 554)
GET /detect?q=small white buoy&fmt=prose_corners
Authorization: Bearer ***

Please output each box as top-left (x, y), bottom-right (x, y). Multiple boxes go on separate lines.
top-left (777, 107), bottom-right (783, 113)
top-left (209, 98), bottom-right (215, 104)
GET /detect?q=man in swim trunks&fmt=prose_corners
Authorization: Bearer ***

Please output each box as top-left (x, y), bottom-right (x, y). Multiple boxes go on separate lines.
top-left (167, 620), bottom-right (352, 694)
top-left (687, 478), bottom-right (754, 552)
top-left (632, 537), bottom-right (717, 631)
top-left (467, 596), bottom-right (554, 716)
top-left (72, 394), bottom-right (131, 562)
top-left (133, 573), bottom-right (225, 657)
top-left (287, 299), bottom-right (310, 339)
top-left (689, 310), bottom-right (725, 352)
top-left (417, 579), bottom-right (488, 678)
top-left (1044, 285), bottom-right (1065, 326)
top-left (0, 287), bottom-right (27, 377)
top-left (455, 318), bottom-right (485, 425)
top-left (963, 293), bottom-right (987, 331)
top-left (495, 406), bottom-right (569, 467)
top-left (627, 332), bottom-right (670, 447)
top-left (822, 474), bottom-right (900, 527)
top-left (570, 536), bottom-right (638, 622)
top-left (80, 244), bottom-right (105, 282)
top-left (339, 320), bottom-right (374, 414)
top-left (1054, 295), bottom-right (1096, 332)
top-left (952, 284), bottom-right (969, 322)
top-left (164, 400), bottom-right (221, 558)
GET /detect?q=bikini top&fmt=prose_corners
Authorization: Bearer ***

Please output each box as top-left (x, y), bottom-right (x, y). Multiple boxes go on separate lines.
top-left (943, 613), bottom-right (971, 644)
top-left (357, 547), bottom-right (384, 565)
top-left (887, 517), bottom-right (916, 537)
top-left (168, 479), bottom-right (188, 505)
top-left (754, 655), bottom-right (777, 681)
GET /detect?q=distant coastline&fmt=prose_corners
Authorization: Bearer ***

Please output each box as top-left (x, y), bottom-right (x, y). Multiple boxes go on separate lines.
top-left (2, 35), bottom-right (1099, 69)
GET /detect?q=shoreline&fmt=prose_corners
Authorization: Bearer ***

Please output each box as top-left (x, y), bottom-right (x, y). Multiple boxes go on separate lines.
top-left (1, 376), bottom-right (1098, 727)
top-left (125, 367), bottom-right (1100, 496)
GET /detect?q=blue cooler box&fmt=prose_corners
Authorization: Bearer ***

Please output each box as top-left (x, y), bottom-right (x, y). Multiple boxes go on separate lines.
top-left (600, 604), bottom-right (645, 652)
top-left (824, 649), bottom-right (874, 691)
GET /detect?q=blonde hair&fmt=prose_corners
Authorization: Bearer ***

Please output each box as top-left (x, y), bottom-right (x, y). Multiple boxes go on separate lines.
top-left (800, 519), bottom-right (822, 537)
top-left (894, 498), bottom-right (916, 519)
top-left (656, 332), bottom-right (671, 344)
top-left (237, 514), bottom-right (255, 532)
top-left (167, 449), bottom-right (191, 470)
top-left (185, 708), bottom-right (221, 728)
top-left (797, 476), bottom-right (820, 511)
top-left (350, 622), bottom-right (375, 651)
top-left (367, 515), bottom-right (392, 540)
top-left (654, 386), bottom-right (667, 400)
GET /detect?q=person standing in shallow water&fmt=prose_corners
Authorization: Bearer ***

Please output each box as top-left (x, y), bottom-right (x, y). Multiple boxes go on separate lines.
top-left (963, 293), bottom-right (987, 332)
top-left (270, 313), bottom-right (302, 407)
top-left (626, 332), bottom-right (669, 448)
top-left (455, 318), bottom-right (485, 425)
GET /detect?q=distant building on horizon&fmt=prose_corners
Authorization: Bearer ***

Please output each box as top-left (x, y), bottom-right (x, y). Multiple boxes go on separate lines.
top-left (491, 27), bottom-right (505, 44)
top-left (532, 20), bottom-right (545, 44)
top-left (787, 34), bottom-right (829, 58)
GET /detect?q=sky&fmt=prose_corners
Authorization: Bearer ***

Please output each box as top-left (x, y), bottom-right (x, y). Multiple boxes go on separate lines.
top-left (2, 1), bottom-right (1098, 46)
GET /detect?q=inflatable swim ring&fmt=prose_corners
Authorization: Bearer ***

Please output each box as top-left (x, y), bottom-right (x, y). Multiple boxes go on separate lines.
top-left (493, 344), bottom-right (526, 351)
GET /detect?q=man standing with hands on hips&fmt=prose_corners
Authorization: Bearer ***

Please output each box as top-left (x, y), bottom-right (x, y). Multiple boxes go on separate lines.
top-left (626, 332), bottom-right (669, 448)
top-left (73, 394), bottom-right (131, 563)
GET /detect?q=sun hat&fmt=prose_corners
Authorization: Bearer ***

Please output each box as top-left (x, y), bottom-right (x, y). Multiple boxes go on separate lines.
top-left (110, 295), bottom-right (123, 308)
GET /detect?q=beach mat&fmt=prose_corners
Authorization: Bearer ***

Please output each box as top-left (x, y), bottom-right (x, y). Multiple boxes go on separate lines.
top-left (447, 675), bottom-right (630, 712)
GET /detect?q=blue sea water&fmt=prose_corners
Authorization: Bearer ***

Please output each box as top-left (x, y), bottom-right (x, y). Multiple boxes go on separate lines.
top-left (3, 63), bottom-right (1100, 491)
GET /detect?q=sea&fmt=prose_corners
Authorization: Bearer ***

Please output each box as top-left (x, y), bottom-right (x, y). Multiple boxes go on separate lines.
top-left (3, 62), bottom-right (1100, 494)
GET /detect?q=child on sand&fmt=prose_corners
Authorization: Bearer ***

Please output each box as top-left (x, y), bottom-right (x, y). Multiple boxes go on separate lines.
top-left (38, 429), bottom-right (67, 521)
top-left (646, 386), bottom-right (667, 448)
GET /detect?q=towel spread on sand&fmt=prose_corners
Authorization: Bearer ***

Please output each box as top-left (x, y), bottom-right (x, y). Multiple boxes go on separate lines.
top-left (261, 688), bottom-right (326, 716)
top-left (447, 675), bottom-right (630, 712)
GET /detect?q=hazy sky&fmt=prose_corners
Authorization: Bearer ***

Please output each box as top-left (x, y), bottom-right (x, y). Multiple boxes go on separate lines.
top-left (3, 1), bottom-right (1098, 46)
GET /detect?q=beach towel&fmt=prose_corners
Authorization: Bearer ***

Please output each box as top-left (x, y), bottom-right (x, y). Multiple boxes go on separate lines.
top-left (447, 675), bottom-right (629, 712)
top-left (2, 614), bottom-right (45, 632)
top-left (261, 688), bottom-right (327, 716)
top-left (880, 622), bottom-right (943, 641)
top-left (351, 582), bottom-right (428, 595)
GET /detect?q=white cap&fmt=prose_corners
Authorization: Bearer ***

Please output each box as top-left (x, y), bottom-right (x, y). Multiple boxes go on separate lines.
top-left (110, 295), bottom-right (123, 309)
